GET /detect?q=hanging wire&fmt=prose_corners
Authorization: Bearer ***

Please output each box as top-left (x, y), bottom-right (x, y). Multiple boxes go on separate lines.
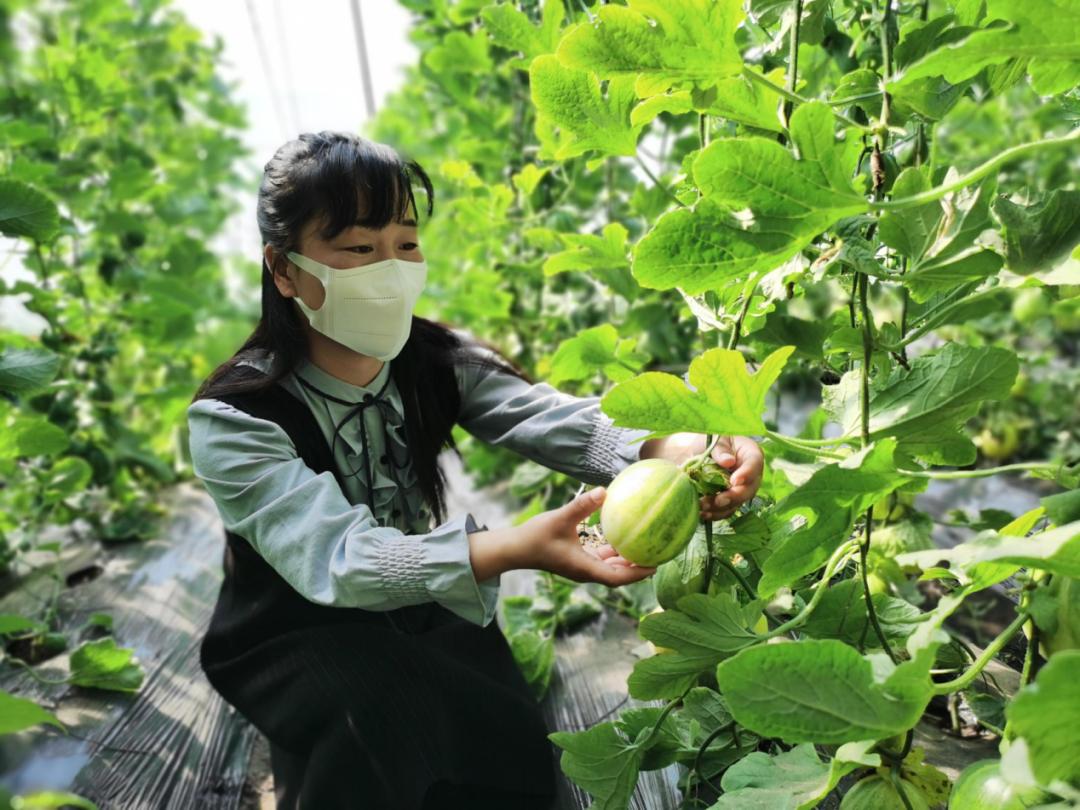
top-left (271, 0), bottom-right (303, 134)
top-left (244, 0), bottom-right (292, 140)
top-left (348, 0), bottom-right (378, 121)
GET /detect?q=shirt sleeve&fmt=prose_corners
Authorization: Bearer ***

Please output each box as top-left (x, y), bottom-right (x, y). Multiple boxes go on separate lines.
top-left (454, 345), bottom-right (654, 486)
top-left (186, 398), bottom-right (499, 627)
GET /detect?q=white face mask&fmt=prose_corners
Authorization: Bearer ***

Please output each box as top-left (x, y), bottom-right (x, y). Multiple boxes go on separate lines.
top-left (287, 250), bottom-right (427, 361)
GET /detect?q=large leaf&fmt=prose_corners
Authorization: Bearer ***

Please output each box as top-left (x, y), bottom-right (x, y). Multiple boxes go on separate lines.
top-left (633, 198), bottom-right (813, 293)
top-left (715, 639), bottom-right (931, 744)
top-left (68, 638), bottom-right (145, 692)
top-left (894, 0), bottom-right (1080, 94)
top-left (879, 168), bottom-right (1002, 301)
top-left (0, 347), bottom-right (61, 394)
top-left (993, 190), bottom-right (1080, 276)
top-left (0, 688), bottom-right (64, 735)
top-left (601, 345), bottom-right (795, 440)
top-left (0, 178), bottom-right (60, 242)
top-left (479, 0), bottom-right (562, 69)
top-left (0, 414), bottom-right (70, 460)
top-left (529, 55), bottom-right (642, 158)
top-left (637, 592), bottom-right (759, 664)
top-left (759, 441), bottom-right (910, 597)
top-left (548, 722), bottom-right (643, 810)
top-left (826, 344), bottom-right (1018, 466)
top-left (629, 593), bottom-right (761, 700)
top-left (556, 0), bottom-right (746, 97)
top-left (899, 520), bottom-right (1080, 580)
top-left (714, 745), bottom-right (830, 809)
top-left (637, 102), bottom-right (865, 291)
top-left (1005, 650), bottom-right (1080, 787)
top-left (548, 324), bottom-right (649, 386)
top-left (542, 222), bottom-right (639, 301)
top-left (693, 101), bottom-right (865, 233)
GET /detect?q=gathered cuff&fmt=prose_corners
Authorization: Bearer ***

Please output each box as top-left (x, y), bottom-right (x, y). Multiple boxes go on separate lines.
top-left (582, 412), bottom-right (653, 485)
top-left (376, 512), bottom-right (499, 627)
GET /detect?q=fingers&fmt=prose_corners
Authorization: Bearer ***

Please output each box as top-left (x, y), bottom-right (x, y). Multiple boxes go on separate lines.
top-left (559, 486), bottom-right (606, 526)
top-left (565, 547), bottom-right (656, 587)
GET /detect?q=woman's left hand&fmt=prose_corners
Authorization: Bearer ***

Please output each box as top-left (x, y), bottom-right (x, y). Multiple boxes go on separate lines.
top-left (699, 435), bottom-right (764, 520)
top-left (642, 433), bottom-right (764, 521)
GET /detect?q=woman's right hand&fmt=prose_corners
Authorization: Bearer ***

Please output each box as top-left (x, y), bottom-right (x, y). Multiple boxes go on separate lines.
top-left (509, 487), bottom-right (656, 587)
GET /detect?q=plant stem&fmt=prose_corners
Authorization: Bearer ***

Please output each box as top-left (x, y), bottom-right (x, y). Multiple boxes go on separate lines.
top-left (634, 153), bottom-right (686, 208)
top-left (1020, 618), bottom-right (1038, 687)
top-left (783, 0), bottom-right (803, 130)
top-left (932, 611), bottom-right (1030, 695)
top-left (898, 462), bottom-right (1055, 480)
top-left (742, 67), bottom-right (871, 132)
top-left (727, 273), bottom-right (760, 350)
top-left (717, 555), bottom-right (757, 600)
top-left (860, 515), bottom-right (898, 662)
top-left (638, 685), bottom-right (694, 750)
top-left (764, 430), bottom-right (846, 460)
top-left (870, 129), bottom-right (1080, 211)
top-left (763, 541), bottom-right (860, 640)
top-left (694, 721), bottom-right (738, 794)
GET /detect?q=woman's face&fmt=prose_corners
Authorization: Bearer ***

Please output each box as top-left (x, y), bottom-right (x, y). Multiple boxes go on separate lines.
top-left (270, 199), bottom-right (423, 312)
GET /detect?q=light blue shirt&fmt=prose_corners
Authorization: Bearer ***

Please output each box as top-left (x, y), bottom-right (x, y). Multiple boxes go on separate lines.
top-left (186, 341), bottom-right (652, 628)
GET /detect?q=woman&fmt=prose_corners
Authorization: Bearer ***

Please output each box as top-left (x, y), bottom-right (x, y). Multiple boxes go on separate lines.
top-left (186, 131), bottom-right (763, 809)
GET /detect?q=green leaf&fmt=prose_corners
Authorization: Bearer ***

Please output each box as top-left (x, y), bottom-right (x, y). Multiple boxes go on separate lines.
top-left (556, 0), bottom-right (746, 97)
top-left (42, 457), bottom-right (94, 504)
top-left (0, 179), bottom-right (61, 242)
top-left (0, 688), bottom-right (64, 735)
top-left (830, 68), bottom-right (881, 117)
top-left (601, 345), bottom-right (795, 439)
top-left (10, 792), bottom-right (98, 810)
top-left (548, 324), bottom-right (647, 386)
top-left (0, 614), bottom-right (47, 635)
top-left (693, 67), bottom-right (786, 132)
top-left (628, 651), bottom-right (710, 700)
top-left (713, 744), bottom-right (838, 809)
top-left (633, 198), bottom-right (804, 293)
top-left (638, 592), bottom-right (758, 663)
top-left (894, 0), bottom-right (1080, 95)
top-left (480, 0), bottom-right (562, 68)
top-left (543, 222), bottom-right (638, 301)
top-left (0, 348), bottom-right (61, 394)
top-left (68, 637), bottom-right (145, 692)
top-left (0, 415), bottom-right (70, 460)
top-left (510, 163), bottom-right (549, 196)
top-left (993, 190), bottom-right (1080, 276)
top-left (759, 441), bottom-right (910, 597)
top-left (715, 639), bottom-right (930, 744)
top-left (640, 102), bottom-right (864, 291)
top-left (799, 579), bottom-right (925, 647)
top-left (548, 722), bottom-right (642, 810)
top-left (1005, 650), bottom-right (1080, 786)
top-left (826, 345), bottom-right (1018, 466)
top-left (694, 101), bottom-right (864, 225)
top-left (1042, 490), bottom-right (1080, 526)
top-left (681, 686), bottom-right (734, 729)
top-left (880, 169), bottom-right (1001, 301)
top-left (529, 55), bottom-right (643, 159)
top-left (507, 630), bottom-right (555, 700)
top-left (423, 30), bottom-right (493, 74)
top-left (901, 520), bottom-right (1080, 580)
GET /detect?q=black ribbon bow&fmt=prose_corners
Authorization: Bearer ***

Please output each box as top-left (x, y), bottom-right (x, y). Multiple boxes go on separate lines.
top-left (293, 370), bottom-right (410, 510)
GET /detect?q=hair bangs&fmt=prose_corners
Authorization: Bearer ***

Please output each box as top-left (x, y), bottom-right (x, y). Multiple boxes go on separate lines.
top-left (299, 138), bottom-right (434, 241)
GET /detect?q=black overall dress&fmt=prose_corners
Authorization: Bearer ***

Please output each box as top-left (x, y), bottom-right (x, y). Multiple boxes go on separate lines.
top-left (198, 378), bottom-right (558, 810)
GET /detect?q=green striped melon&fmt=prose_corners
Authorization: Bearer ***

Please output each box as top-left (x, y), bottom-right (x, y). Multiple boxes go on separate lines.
top-left (600, 459), bottom-right (699, 567)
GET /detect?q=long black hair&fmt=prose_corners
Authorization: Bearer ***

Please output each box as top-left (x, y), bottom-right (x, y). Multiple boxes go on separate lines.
top-left (191, 131), bottom-right (531, 525)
